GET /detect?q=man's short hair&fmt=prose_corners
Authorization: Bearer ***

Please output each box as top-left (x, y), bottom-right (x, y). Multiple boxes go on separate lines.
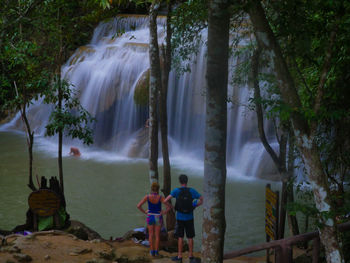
top-left (179, 174), bottom-right (188, 184)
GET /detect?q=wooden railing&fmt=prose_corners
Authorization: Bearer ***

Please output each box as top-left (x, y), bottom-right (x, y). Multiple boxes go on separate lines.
top-left (223, 221), bottom-right (350, 263)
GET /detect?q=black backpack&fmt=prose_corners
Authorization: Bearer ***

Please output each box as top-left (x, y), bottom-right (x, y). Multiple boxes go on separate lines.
top-left (175, 187), bottom-right (193, 213)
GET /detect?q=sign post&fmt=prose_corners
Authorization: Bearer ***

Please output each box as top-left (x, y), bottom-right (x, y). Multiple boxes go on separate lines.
top-left (265, 184), bottom-right (279, 263)
top-left (28, 189), bottom-right (61, 230)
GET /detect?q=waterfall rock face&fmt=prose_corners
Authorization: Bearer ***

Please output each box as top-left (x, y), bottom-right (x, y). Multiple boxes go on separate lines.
top-left (4, 15), bottom-right (278, 179)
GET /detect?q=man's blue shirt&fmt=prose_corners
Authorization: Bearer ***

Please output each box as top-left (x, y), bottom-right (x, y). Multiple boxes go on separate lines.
top-left (171, 186), bottom-right (201, 221)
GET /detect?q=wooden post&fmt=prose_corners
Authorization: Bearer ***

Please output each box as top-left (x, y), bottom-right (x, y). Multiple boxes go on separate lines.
top-left (281, 244), bottom-right (293, 263)
top-left (278, 181), bottom-right (287, 239)
top-left (274, 190), bottom-right (279, 263)
top-left (266, 237), bottom-right (271, 263)
top-left (224, 222), bottom-right (350, 260)
top-left (54, 212), bottom-right (60, 229)
top-left (33, 213), bottom-right (38, 231)
top-left (275, 190), bottom-right (279, 238)
top-left (312, 237), bottom-right (320, 263)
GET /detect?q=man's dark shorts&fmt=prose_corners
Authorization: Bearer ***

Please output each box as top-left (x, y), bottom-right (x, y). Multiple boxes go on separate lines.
top-left (174, 219), bottom-right (195, 238)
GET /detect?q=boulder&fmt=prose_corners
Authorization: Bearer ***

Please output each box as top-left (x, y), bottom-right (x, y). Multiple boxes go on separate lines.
top-left (134, 69), bottom-right (150, 106)
top-left (122, 229), bottom-right (146, 241)
top-left (64, 220), bottom-right (102, 241)
top-left (127, 128), bottom-right (149, 158)
top-left (12, 253), bottom-right (32, 262)
top-left (114, 246), bottom-right (150, 263)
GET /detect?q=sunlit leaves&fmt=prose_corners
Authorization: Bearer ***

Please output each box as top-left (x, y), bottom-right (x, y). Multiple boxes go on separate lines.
top-left (96, 0), bottom-right (111, 9)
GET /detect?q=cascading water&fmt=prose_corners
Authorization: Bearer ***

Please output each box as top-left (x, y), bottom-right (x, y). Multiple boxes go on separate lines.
top-left (2, 15), bottom-right (278, 179)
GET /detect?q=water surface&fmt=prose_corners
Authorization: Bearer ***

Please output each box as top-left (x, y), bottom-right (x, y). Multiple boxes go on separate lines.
top-left (0, 131), bottom-right (278, 252)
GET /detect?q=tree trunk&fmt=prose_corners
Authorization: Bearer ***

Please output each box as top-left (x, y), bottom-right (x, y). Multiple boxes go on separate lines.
top-left (251, 46), bottom-right (288, 239)
top-left (16, 83), bottom-right (36, 192)
top-left (58, 77), bottom-right (64, 194)
top-left (278, 180), bottom-right (288, 239)
top-left (287, 131), bottom-right (300, 236)
top-left (247, 2), bottom-right (343, 262)
top-left (56, 7), bottom-right (64, 195)
top-left (148, 2), bottom-right (161, 184)
top-left (22, 104), bottom-right (36, 191)
top-left (202, 0), bottom-right (229, 262)
top-left (160, 1), bottom-right (176, 231)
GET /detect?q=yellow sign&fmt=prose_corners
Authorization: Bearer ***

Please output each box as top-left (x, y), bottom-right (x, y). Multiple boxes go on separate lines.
top-left (265, 185), bottom-right (278, 240)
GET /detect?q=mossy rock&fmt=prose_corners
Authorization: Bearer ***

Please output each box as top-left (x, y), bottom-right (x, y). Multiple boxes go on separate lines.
top-left (64, 220), bottom-right (102, 240)
top-left (69, 46), bottom-right (96, 66)
top-left (134, 69), bottom-right (150, 106)
top-left (115, 246), bottom-right (150, 263)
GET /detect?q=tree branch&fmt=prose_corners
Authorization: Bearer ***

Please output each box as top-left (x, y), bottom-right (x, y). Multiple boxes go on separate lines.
top-left (251, 45), bottom-right (281, 171)
top-left (246, 1), bottom-right (309, 136)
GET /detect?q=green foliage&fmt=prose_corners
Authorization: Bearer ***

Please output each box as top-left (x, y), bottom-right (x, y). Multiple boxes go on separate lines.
top-left (96, 0), bottom-right (112, 9)
top-left (0, 0), bottom-right (121, 117)
top-left (0, 36), bottom-right (51, 113)
top-left (255, 2), bottom-right (350, 226)
top-left (44, 77), bottom-right (95, 145)
top-left (288, 182), bottom-right (350, 235)
top-left (264, 0), bottom-right (350, 124)
top-left (232, 43), bottom-right (293, 123)
top-left (287, 183), bottom-right (318, 232)
top-left (171, 0), bottom-right (207, 74)
top-left (230, 44), bottom-right (253, 87)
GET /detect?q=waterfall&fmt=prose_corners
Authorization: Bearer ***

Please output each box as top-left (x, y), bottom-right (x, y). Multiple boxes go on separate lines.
top-left (2, 15), bottom-right (278, 179)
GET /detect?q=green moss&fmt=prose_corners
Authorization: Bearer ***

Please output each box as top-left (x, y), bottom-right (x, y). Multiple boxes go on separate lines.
top-left (134, 69), bottom-right (150, 106)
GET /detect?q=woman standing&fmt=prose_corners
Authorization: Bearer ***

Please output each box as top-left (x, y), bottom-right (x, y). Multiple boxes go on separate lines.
top-left (137, 182), bottom-right (170, 256)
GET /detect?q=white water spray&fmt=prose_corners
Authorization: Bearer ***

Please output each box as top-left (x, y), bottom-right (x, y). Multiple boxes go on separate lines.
top-left (2, 15), bottom-right (278, 179)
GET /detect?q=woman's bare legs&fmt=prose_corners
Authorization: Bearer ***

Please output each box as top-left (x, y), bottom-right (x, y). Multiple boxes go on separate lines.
top-left (148, 225), bottom-right (155, 253)
top-left (155, 225), bottom-right (161, 252)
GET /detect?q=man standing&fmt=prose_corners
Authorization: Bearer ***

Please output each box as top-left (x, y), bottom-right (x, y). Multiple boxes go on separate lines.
top-left (164, 174), bottom-right (203, 263)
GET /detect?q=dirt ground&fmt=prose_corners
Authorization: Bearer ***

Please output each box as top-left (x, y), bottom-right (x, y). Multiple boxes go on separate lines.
top-left (0, 229), bottom-right (308, 263)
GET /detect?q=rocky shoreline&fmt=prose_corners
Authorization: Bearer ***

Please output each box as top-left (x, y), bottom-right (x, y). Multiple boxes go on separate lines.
top-left (1, 220), bottom-right (310, 263)
top-left (0, 228), bottom-right (268, 263)
top-left (0, 220), bottom-right (198, 263)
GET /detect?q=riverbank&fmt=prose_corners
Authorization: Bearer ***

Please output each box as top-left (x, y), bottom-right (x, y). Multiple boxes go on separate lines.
top-left (0, 219), bottom-right (310, 263)
top-left (0, 229), bottom-right (267, 263)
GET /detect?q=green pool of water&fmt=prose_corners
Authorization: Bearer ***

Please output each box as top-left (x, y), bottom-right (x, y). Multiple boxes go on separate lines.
top-left (0, 131), bottom-right (279, 252)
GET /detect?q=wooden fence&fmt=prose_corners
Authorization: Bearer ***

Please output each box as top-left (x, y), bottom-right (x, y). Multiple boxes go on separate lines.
top-left (223, 221), bottom-right (350, 263)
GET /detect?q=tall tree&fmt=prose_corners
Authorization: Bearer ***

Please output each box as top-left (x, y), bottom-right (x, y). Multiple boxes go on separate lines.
top-left (0, 1), bottom-right (118, 192)
top-left (57, 5), bottom-right (65, 195)
top-left (13, 81), bottom-right (38, 192)
top-left (202, 0), bottom-right (230, 261)
top-left (245, 1), bottom-right (343, 262)
top-left (250, 45), bottom-right (299, 238)
top-left (159, 0), bottom-right (176, 230)
top-left (44, 77), bottom-right (94, 195)
top-left (0, 0), bottom-right (50, 191)
top-left (148, 0), bottom-right (161, 184)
